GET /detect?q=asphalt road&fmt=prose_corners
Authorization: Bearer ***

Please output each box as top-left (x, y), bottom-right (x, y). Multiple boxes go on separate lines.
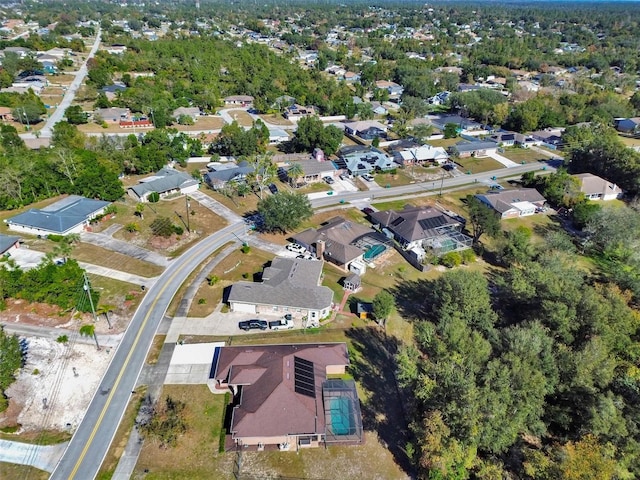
top-left (34, 29), bottom-right (102, 138)
top-left (49, 221), bottom-right (246, 480)
top-left (310, 161), bottom-right (557, 209)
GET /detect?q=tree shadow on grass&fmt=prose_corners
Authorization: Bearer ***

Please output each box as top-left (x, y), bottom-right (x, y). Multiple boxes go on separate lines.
top-left (345, 326), bottom-right (415, 476)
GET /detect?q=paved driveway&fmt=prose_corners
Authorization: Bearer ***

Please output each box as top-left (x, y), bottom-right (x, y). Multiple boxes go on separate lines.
top-left (0, 439), bottom-right (68, 472)
top-left (488, 151), bottom-right (519, 168)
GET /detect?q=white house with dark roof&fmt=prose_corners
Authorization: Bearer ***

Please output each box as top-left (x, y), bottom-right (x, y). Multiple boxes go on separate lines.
top-left (451, 141), bottom-right (498, 158)
top-left (5, 196), bottom-right (111, 236)
top-left (227, 257), bottom-right (334, 322)
top-left (391, 144), bottom-right (448, 166)
top-left (475, 188), bottom-right (546, 219)
top-left (128, 168), bottom-right (200, 202)
top-left (574, 173), bottom-right (623, 201)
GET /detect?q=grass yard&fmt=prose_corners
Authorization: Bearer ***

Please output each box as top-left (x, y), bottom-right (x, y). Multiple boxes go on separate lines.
top-left (226, 109), bottom-right (253, 127)
top-left (78, 122), bottom-right (136, 134)
top-left (72, 243), bottom-right (164, 278)
top-left (0, 463), bottom-right (48, 480)
top-left (174, 115), bottom-right (225, 132)
top-left (618, 135), bottom-right (640, 147)
top-left (187, 247), bottom-right (274, 317)
top-left (257, 113), bottom-right (293, 126)
top-left (454, 156), bottom-right (505, 174)
top-left (428, 137), bottom-right (460, 149)
top-left (500, 147), bottom-right (550, 164)
top-left (107, 195), bottom-right (227, 257)
top-left (374, 170), bottom-right (415, 188)
top-left (297, 182), bottom-right (332, 194)
top-left (90, 276), bottom-right (147, 314)
top-left (134, 385), bottom-right (235, 480)
top-left (199, 187), bottom-right (260, 217)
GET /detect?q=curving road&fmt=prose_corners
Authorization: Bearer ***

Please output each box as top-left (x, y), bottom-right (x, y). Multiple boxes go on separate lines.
top-left (49, 221), bottom-right (245, 480)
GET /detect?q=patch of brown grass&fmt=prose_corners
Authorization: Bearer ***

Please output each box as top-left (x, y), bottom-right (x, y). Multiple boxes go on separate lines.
top-left (226, 109), bottom-right (253, 127)
top-left (146, 336), bottom-right (166, 365)
top-left (134, 385), bottom-right (235, 480)
top-left (0, 462), bottom-right (48, 480)
top-left (72, 244), bottom-right (164, 277)
top-left (173, 116), bottom-right (225, 132)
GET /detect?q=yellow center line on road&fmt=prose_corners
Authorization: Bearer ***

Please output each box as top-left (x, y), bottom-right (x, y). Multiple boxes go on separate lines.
top-left (67, 227), bottom-right (240, 479)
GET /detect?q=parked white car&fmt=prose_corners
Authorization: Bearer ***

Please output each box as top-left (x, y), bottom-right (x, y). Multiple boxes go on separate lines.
top-left (286, 243), bottom-right (306, 253)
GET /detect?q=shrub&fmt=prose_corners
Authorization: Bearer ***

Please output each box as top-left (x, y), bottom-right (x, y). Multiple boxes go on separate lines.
top-left (242, 272), bottom-right (250, 279)
top-left (56, 335), bottom-right (69, 344)
top-left (198, 298), bottom-right (206, 304)
top-left (125, 222), bottom-right (139, 233)
top-left (207, 275), bottom-right (219, 286)
top-left (125, 293), bottom-right (135, 301)
top-left (150, 217), bottom-right (174, 237)
top-left (241, 244), bottom-right (251, 254)
top-left (32, 369), bottom-right (40, 375)
top-left (104, 204), bottom-right (118, 215)
top-left (440, 251), bottom-right (462, 268)
top-left (147, 192), bottom-right (160, 203)
top-left (48, 234), bottom-right (64, 243)
top-left (172, 225), bottom-right (184, 236)
top-left (461, 249), bottom-right (476, 264)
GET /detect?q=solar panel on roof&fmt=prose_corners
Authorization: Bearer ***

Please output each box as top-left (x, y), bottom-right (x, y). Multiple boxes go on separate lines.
top-left (418, 216), bottom-right (448, 230)
top-left (294, 356), bottom-right (316, 398)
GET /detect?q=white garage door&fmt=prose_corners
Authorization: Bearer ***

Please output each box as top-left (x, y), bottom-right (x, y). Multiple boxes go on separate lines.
top-left (232, 302), bottom-right (256, 314)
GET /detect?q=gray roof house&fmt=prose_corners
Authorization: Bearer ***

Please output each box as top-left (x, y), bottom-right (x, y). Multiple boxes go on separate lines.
top-left (475, 188), bottom-right (546, 219)
top-left (336, 146), bottom-right (395, 176)
top-left (574, 173), bottom-right (623, 201)
top-left (370, 206), bottom-right (471, 257)
top-left (0, 234), bottom-right (20, 255)
top-left (94, 107), bottom-right (130, 123)
top-left (450, 141), bottom-right (498, 158)
top-left (128, 168), bottom-right (200, 202)
top-left (227, 257), bottom-right (334, 322)
top-left (203, 161), bottom-right (254, 190)
top-left (343, 120), bottom-right (388, 140)
top-left (6, 195), bottom-right (111, 236)
top-left (172, 107), bottom-right (201, 120)
top-left (282, 157), bottom-right (337, 184)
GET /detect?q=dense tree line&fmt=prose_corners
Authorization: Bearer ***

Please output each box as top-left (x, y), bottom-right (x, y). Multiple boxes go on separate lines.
top-left (395, 232), bottom-right (640, 479)
top-left (0, 326), bottom-right (22, 412)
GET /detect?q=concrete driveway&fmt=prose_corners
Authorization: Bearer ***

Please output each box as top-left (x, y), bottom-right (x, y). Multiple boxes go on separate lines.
top-left (0, 439), bottom-right (69, 472)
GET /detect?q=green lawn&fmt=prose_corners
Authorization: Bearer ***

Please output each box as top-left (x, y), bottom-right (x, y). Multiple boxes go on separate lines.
top-left (454, 156), bottom-right (505, 174)
top-left (500, 147), bottom-right (551, 164)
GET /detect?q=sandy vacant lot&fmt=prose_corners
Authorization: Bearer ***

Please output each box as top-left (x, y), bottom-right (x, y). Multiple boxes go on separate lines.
top-left (1, 337), bottom-right (110, 433)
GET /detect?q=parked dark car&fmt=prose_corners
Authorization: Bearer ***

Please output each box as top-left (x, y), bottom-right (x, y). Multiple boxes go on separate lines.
top-left (268, 183), bottom-right (279, 194)
top-left (238, 319), bottom-right (268, 331)
top-left (362, 207), bottom-right (375, 215)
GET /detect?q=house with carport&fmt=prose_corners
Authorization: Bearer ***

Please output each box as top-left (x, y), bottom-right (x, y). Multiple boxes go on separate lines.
top-left (227, 257), bottom-right (333, 324)
top-left (211, 343), bottom-right (363, 450)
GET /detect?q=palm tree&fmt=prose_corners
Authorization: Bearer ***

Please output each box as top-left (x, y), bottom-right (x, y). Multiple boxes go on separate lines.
top-left (96, 304), bottom-right (115, 329)
top-left (287, 163), bottom-right (304, 188)
top-left (79, 324), bottom-right (100, 350)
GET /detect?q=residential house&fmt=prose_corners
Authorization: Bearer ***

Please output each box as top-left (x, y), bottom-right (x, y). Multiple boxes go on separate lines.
top-left (428, 91), bottom-right (451, 106)
top-left (614, 117), bottom-right (640, 135)
top-left (343, 273), bottom-right (361, 291)
top-left (375, 80), bottom-right (404, 100)
top-left (94, 107), bottom-right (130, 124)
top-left (105, 45), bottom-right (127, 55)
top-left (391, 143), bottom-right (449, 166)
top-left (450, 141), bottom-right (498, 158)
top-left (3, 46), bottom-right (30, 58)
top-left (6, 195), bottom-right (111, 236)
top-left (284, 104), bottom-right (317, 120)
top-left (530, 128), bottom-right (565, 148)
top-left (203, 161), bottom-right (254, 190)
top-left (224, 95), bottom-right (255, 107)
top-left (336, 146), bottom-right (395, 176)
top-left (268, 127), bottom-right (289, 145)
top-left (128, 168), bottom-right (200, 202)
top-left (292, 216), bottom-right (389, 272)
top-left (475, 189), bottom-right (547, 219)
top-left (172, 106), bottom-right (201, 121)
top-left (574, 173), bottom-right (623, 201)
top-left (356, 302), bottom-right (373, 319)
top-left (427, 114), bottom-right (482, 132)
top-left (370, 206), bottom-right (472, 258)
top-left (100, 83), bottom-right (127, 101)
top-left (0, 234), bottom-right (20, 256)
top-left (227, 257), bottom-right (333, 322)
top-left (281, 156), bottom-right (337, 185)
top-left (343, 120), bottom-right (387, 140)
top-left (369, 101), bottom-right (387, 115)
top-left (211, 343), bottom-right (363, 449)
top-left (490, 132), bottom-right (516, 146)
top-left (344, 72), bottom-right (360, 82)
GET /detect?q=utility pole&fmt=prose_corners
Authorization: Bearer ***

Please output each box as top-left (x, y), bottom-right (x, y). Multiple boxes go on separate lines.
top-left (185, 195), bottom-right (191, 233)
top-left (20, 107), bottom-right (30, 131)
top-left (83, 272), bottom-right (97, 322)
